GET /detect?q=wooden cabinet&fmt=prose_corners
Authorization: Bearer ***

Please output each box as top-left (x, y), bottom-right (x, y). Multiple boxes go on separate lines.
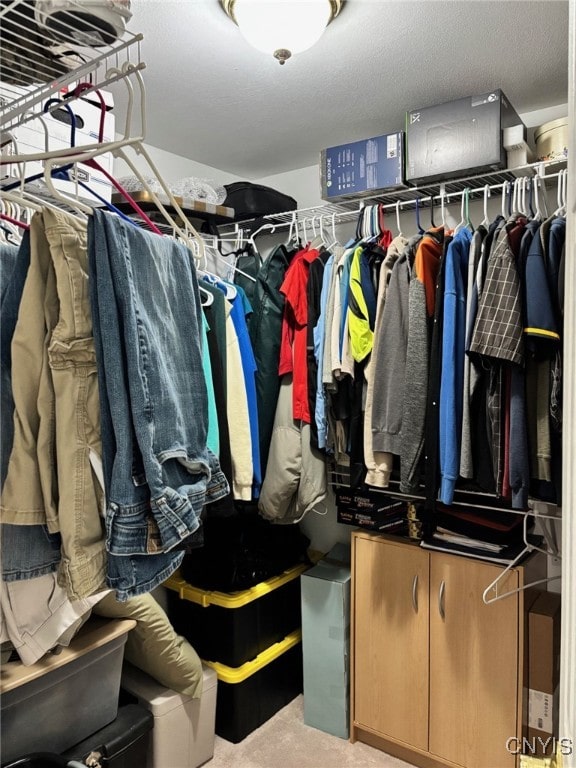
top-left (351, 531), bottom-right (537, 768)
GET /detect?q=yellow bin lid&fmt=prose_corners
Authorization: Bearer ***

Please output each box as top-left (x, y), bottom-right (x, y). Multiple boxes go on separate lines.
top-left (164, 563), bottom-right (308, 608)
top-left (204, 630), bottom-right (302, 683)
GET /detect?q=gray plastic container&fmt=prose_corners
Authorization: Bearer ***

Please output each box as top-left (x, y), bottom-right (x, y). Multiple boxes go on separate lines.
top-left (1, 619), bottom-right (133, 765)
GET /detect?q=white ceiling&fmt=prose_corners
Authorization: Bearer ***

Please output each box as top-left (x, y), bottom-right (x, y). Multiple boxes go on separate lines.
top-left (111, 0), bottom-right (570, 179)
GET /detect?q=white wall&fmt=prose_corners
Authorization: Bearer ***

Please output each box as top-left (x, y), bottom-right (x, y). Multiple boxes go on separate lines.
top-left (112, 136), bottom-right (243, 189)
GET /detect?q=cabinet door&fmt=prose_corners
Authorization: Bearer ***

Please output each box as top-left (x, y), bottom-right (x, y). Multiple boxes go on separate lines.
top-left (429, 553), bottom-right (520, 768)
top-left (353, 535), bottom-right (430, 750)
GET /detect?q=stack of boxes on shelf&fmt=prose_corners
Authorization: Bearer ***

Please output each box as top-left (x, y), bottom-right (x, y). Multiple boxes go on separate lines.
top-left (319, 88), bottom-right (567, 203)
top-left (164, 563), bottom-right (308, 744)
top-left (0, 83), bottom-right (116, 204)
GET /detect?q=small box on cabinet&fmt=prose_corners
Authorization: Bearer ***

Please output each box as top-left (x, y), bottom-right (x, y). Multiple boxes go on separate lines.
top-left (301, 544), bottom-right (351, 739)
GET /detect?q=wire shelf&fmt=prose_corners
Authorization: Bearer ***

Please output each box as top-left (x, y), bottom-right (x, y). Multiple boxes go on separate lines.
top-left (328, 462), bottom-right (562, 520)
top-left (0, 0), bottom-right (144, 133)
top-left (217, 159), bottom-right (567, 232)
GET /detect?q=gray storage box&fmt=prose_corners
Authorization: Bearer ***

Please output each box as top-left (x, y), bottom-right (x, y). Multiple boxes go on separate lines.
top-left (301, 544), bottom-right (351, 739)
top-left (406, 89), bottom-right (522, 183)
top-left (0, 618), bottom-right (134, 765)
top-left (121, 662), bottom-right (218, 768)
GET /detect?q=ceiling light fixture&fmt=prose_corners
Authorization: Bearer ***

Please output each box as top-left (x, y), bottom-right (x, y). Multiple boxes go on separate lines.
top-left (221, 0), bottom-right (343, 65)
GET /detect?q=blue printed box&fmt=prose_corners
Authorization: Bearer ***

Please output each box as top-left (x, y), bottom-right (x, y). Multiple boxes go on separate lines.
top-left (320, 131), bottom-right (406, 202)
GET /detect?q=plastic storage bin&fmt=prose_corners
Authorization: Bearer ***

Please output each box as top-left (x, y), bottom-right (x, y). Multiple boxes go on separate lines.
top-left (62, 704), bottom-right (154, 768)
top-left (1, 755), bottom-right (68, 768)
top-left (0, 618), bottom-right (135, 766)
top-left (165, 563), bottom-right (306, 667)
top-left (206, 629), bottom-right (303, 744)
top-left (120, 662), bottom-right (218, 768)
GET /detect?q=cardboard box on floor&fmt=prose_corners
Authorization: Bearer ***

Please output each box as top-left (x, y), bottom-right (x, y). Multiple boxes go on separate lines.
top-left (301, 543), bottom-right (351, 739)
top-left (526, 591), bottom-right (561, 756)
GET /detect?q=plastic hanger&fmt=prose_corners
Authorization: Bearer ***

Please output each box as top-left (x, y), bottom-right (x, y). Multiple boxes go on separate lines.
top-left (415, 198), bottom-right (424, 235)
top-left (482, 513), bottom-right (561, 605)
top-left (40, 98), bottom-right (163, 229)
top-left (395, 199), bottom-right (403, 237)
top-left (554, 169), bottom-right (567, 216)
top-left (454, 188), bottom-right (472, 233)
top-left (199, 285), bottom-right (214, 307)
top-left (533, 176), bottom-right (544, 220)
top-left (501, 181), bottom-right (509, 219)
top-left (481, 184), bottom-right (491, 227)
top-left (429, 195), bottom-right (436, 228)
top-left (0, 212), bottom-right (29, 231)
top-left (526, 176), bottom-right (535, 219)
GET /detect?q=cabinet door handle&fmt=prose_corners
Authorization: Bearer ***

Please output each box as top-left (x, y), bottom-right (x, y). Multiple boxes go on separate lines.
top-left (412, 574), bottom-right (418, 612)
top-left (438, 580), bottom-right (446, 620)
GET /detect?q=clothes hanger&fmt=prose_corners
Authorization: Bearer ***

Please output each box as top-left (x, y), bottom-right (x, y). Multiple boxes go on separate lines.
top-left (0, 212), bottom-right (28, 231)
top-left (533, 175), bottom-right (544, 220)
top-left (203, 237), bottom-right (256, 283)
top-left (454, 188), bottom-right (472, 232)
top-left (482, 513), bottom-right (561, 605)
top-left (309, 215), bottom-right (324, 250)
top-left (324, 212), bottom-right (339, 251)
top-left (526, 176), bottom-right (535, 219)
top-left (481, 184), bottom-right (491, 227)
top-left (555, 168), bottom-right (567, 217)
top-left (414, 197), bottom-right (424, 235)
top-left (199, 285), bottom-right (214, 307)
top-left (500, 181), bottom-right (509, 219)
top-left (40, 99), bottom-right (163, 226)
top-left (395, 199), bottom-right (403, 237)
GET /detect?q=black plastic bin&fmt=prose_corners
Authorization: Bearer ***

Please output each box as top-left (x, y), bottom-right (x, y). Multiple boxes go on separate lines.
top-left (62, 704), bottom-right (153, 768)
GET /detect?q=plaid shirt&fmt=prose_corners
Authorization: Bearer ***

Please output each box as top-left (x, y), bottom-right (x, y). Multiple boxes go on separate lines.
top-left (470, 218), bottom-right (526, 365)
top-left (470, 216), bottom-right (527, 495)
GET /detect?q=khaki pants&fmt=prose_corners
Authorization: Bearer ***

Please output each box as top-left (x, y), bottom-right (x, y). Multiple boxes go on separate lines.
top-left (1, 209), bottom-right (106, 600)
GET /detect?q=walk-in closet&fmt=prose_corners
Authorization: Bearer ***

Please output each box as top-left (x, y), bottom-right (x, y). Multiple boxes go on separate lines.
top-left (0, 2), bottom-right (574, 767)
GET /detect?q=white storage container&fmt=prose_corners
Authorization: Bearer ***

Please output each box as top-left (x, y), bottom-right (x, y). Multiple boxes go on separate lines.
top-left (534, 117), bottom-right (569, 162)
top-left (0, 618), bottom-right (135, 765)
top-left (121, 662), bottom-right (218, 768)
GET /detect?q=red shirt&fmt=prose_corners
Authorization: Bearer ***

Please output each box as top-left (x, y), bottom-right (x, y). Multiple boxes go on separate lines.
top-left (279, 246), bottom-right (320, 423)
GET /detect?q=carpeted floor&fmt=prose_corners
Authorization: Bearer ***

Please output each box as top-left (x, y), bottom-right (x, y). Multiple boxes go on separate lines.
top-left (207, 695), bottom-right (413, 768)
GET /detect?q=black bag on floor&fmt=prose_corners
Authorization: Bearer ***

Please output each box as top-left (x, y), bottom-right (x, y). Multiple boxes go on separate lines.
top-left (223, 182), bottom-right (297, 222)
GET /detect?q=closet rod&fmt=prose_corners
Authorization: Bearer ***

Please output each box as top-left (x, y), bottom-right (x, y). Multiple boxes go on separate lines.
top-left (251, 167), bottom-right (566, 230)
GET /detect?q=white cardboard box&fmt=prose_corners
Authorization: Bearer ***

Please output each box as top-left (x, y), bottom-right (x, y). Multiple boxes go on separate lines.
top-left (121, 662), bottom-right (218, 768)
top-left (301, 543), bottom-right (351, 739)
top-left (1, 82), bottom-right (115, 204)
